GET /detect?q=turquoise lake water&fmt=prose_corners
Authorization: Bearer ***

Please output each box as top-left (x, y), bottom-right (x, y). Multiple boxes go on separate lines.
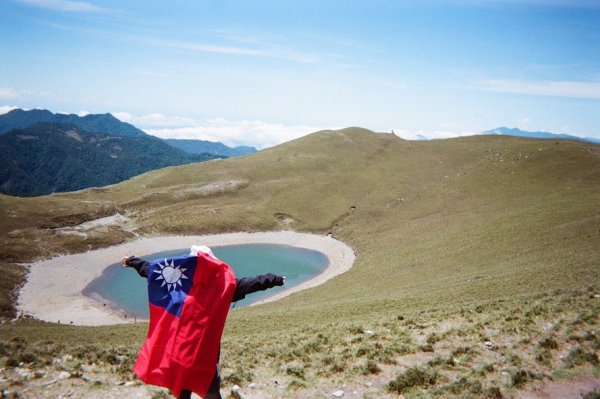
top-left (83, 244), bottom-right (329, 318)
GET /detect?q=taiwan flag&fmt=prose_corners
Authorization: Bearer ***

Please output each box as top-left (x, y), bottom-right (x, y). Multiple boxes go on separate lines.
top-left (134, 247), bottom-right (237, 398)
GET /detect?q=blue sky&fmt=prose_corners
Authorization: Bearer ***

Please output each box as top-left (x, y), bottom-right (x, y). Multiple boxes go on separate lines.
top-left (1, 0), bottom-right (598, 148)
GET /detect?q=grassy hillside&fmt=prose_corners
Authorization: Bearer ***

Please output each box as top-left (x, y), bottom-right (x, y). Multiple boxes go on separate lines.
top-left (0, 128), bottom-right (598, 398)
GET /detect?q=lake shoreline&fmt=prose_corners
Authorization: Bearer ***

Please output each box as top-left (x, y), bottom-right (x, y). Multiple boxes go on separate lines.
top-left (17, 231), bottom-right (356, 326)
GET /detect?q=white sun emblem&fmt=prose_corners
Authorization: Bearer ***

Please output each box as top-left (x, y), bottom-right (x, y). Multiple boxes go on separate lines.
top-left (153, 258), bottom-right (189, 291)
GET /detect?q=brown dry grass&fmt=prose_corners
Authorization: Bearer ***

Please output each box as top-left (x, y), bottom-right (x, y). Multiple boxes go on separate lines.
top-left (1, 128), bottom-right (598, 397)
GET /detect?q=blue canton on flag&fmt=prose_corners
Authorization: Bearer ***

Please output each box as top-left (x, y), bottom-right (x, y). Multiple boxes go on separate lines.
top-left (147, 255), bottom-right (197, 317)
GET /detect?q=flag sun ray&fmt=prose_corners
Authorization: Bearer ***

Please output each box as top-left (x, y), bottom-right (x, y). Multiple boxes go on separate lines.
top-left (153, 258), bottom-right (190, 291)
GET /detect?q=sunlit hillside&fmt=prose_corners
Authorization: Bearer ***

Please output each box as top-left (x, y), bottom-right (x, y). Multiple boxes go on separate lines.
top-left (1, 128), bottom-right (598, 398)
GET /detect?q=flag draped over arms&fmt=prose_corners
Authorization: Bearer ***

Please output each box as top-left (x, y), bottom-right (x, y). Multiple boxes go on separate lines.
top-left (134, 251), bottom-right (237, 397)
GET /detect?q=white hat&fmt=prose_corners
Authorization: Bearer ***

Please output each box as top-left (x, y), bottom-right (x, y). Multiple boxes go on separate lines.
top-left (190, 245), bottom-right (217, 259)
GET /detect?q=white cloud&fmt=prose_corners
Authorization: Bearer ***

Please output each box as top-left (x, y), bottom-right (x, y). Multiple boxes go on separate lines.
top-left (139, 117), bottom-right (325, 149)
top-left (112, 112), bottom-right (133, 121)
top-left (0, 88), bottom-right (19, 100)
top-left (481, 79), bottom-right (600, 99)
top-left (0, 105), bottom-right (18, 115)
top-left (516, 117), bottom-right (531, 130)
top-left (112, 111), bottom-right (326, 149)
top-left (13, 0), bottom-right (110, 13)
top-left (115, 112), bottom-right (485, 146)
top-left (149, 38), bottom-right (318, 64)
top-left (392, 129), bottom-right (478, 141)
top-left (113, 112), bottom-right (196, 129)
top-left (156, 39), bottom-right (267, 57)
top-left (0, 87), bottom-right (59, 103)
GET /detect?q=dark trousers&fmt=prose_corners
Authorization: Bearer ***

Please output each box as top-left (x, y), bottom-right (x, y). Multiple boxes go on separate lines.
top-left (178, 368), bottom-right (221, 399)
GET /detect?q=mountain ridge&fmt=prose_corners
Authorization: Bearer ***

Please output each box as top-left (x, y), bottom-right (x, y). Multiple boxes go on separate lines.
top-left (0, 122), bottom-right (220, 196)
top-left (163, 138), bottom-right (257, 157)
top-left (0, 108), bottom-right (260, 157)
top-left (482, 126), bottom-right (599, 144)
top-left (0, 108), bottom-right (147, 137)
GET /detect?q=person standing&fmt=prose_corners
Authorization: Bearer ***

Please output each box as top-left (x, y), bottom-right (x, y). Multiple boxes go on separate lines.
top-left (122, 245), bottom-right (285, 399)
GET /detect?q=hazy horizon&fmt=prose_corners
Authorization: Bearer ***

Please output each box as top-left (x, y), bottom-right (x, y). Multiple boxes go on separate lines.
top-left (1, 0), bottom-right (598, 148)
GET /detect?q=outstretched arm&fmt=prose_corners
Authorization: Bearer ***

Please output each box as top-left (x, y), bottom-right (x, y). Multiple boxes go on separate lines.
top-left (121, 255), bottom-right (149, 278)
top-left (233, 273), bottom-right (285, 302)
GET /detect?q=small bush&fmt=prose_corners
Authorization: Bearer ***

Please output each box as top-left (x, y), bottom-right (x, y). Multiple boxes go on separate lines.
top-left (150, 390), bottom-right (170, 399)
top-left (428, 355), bottom-right (455, 368)
top-left (563, 348), bottom-right (599, 368)
top-left (538, 337), bottom-right (558, 350)
top-left (12, 336), bottom-right (26, 348)
top-left (18, 352), bottom-right (38, 364)
top-left (358, 360), bottom-right (381, 375)
top-left (476, 363), bottom-right (495, 375)
top-left (483, 386), bottom-right (503, 399)
top-left (387, 366), bottom-right (437, 394)
top-left (572, 312), bottom-right (596, 327)
top-left (223, 368), bottom-right (254, 386)
top-left (582, 388), bottom-right (600, 399)
top-left (103, 353), bottom-right (120, 365)
top-left (507, 352), bottom-right (523, 367)
top-left (287, 378), bottom-right (308, 390)
top-left (451, 346), bottom-right (473, 356)
top-left (322, 356), bottom-right (334, 365)
top-left (426, 333), bottom-right (441, 345)
top-left (420, 344), bottom-right (434, 353)
top-left (534, 348), bottom-right (553, 367)
top-left (510, 369), bottom-right (539, 388)
top-left (302, 339), bottom-right (322, 354)
top-left (286, 365), bottom-right (305, 380)
top-left (356, 346), bottom-right (368, 357)
top-left (329, 362), bottom-right (345, 374)
top-left (570, 332), bottom-right (600, 345)
top-left (439, 377), bottom-right (482, 396)
top-left (349, 326), bottom-right (364, 334)
top-left (0, 342), bottom-right (10, 356)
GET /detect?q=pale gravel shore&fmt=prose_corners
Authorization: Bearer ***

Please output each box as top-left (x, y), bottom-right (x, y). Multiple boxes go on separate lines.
top-left (17, 231), bottom-right (355, 326)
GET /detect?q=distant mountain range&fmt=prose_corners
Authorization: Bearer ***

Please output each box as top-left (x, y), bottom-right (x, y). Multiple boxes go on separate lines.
top-left (163, 139), bottom-right (256, 157)
top-left (0, 109), bottom-right (260, 196)
top-left (0, 109), bottom-right (258, 157)
top-left (482, 127), bottom-right (600, 144)
top-left (5, 108), bottom-right (595, 196)
top-left (0, 122), bottom-right (219, 196)
top-left (0, 108), bottom-right (147, 137)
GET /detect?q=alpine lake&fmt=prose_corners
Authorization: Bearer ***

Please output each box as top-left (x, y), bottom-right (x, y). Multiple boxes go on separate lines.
top-left (83, 244), bottom-right (329, 319)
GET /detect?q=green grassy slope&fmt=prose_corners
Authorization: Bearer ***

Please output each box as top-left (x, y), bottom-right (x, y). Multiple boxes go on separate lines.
top-left (1, 128), bottom-right (598, 397)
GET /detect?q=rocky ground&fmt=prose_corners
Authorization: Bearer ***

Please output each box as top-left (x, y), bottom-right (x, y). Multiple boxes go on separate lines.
top-left (6, 289), bottom-right (599, 399)
top-left (1, 361), bottom-right (599, 399)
